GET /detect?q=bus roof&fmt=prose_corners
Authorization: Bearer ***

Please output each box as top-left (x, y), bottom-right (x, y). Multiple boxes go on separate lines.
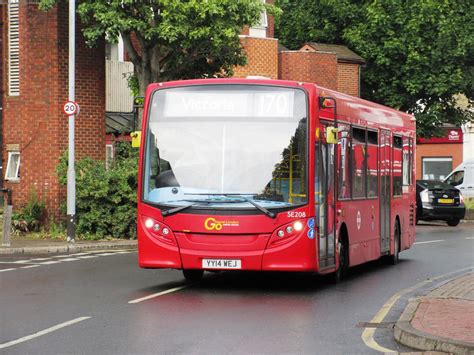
top-left (147, 78), bottom-right (415, 133)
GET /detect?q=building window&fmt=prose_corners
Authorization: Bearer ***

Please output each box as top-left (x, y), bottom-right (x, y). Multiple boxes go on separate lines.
top-left (249, 0), bottom-right (267, 38)
top-left (8, 0), bottom-right (20, 96)
top-left (5, 151), bottom-right (20, 181)
top-left (422, 157), bottom-right (452, 181)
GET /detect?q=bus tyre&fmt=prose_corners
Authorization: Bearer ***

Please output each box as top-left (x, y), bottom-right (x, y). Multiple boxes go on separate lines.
top-left (332, 241), bottom-right (347, 283)
top-left (447, 218), bottom-right (460, 227)
top-left (182, 269), bottom-right (204, 282)
top-left (389, 221), bottom-right (400, 265)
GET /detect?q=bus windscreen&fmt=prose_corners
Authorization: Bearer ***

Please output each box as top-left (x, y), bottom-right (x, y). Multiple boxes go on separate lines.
top-left (142, 85), bottom-right (308, 210)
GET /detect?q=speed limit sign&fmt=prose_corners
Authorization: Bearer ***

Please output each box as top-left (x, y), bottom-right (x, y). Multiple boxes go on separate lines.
top-left (63, 101), bottom-right (79, 116)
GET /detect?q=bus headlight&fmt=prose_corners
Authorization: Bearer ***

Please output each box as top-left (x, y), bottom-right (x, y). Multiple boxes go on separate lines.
top-left (294, 221), bottom-right (304, 231)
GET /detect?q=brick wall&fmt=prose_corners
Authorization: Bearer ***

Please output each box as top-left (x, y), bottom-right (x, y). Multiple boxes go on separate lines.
top-left (233, 37), bottom-right (279, 79)
top-left (279, 51), bottom-right (338, 90)
top-left (415, 143), bottom-right (463, 180)
top-left (1, 3), bottom-right (105, 219)
top-left (337, 62), bottom-right (359, 97)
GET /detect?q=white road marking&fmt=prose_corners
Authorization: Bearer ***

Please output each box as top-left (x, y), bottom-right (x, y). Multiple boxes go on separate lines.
top-left (20, 265), bottom-right (40, 269)
top-left (37, 261), bottom-right (61, 265)
top-left (13, 260), bottom-right (36, 264)
top-left (53, 255), bottom-right (73, 258)
top-left (95, 253), bottom-right (116, 256)
top-left (0, 316), bottom-right (91, 350)
top-left (129, 285), bottom-right (193, 304)
top-left (0, 268), bottom-right (17, 272)
top-left (59, 258), bottom-right (80, 262)
top-left (414, 239), bottom-right (444, 245)
top-left (466, 237), bottom-right (474, 240)
top-left (76, 255), bottom-right (98, 259)
top-left (30, 258), bottom-right (52, 261)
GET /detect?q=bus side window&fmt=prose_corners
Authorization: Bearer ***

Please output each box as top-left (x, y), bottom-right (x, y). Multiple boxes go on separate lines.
top-left (393, 136), bottom-right (403, 196)
top-left (402, 136), bottom-right (413, 186)
top-left (351, 127), bottom-right (367, 198)
top-left (338, 123), bottom-right (351, 199)
top-left (367, 130), bottom-right (378, 197)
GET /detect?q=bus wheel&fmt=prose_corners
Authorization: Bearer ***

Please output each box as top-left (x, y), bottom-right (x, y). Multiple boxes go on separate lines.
top-left (332, 241), bottom-right (347, 283)
top-left (389, 220), bottom-right (400, 265)
top-left (182, 269), bottom-right (204, 282)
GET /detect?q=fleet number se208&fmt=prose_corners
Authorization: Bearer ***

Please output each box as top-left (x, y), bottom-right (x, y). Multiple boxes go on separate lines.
top-left (287, 211), bottom-right (306, 218)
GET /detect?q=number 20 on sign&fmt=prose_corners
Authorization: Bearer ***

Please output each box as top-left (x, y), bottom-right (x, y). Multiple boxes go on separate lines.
top-left (63, 101), bottom-right (79, 116)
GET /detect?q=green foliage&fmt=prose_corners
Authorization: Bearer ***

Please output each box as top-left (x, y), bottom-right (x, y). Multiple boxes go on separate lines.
top-left (276, 0), bottom-right (474, 137)
top-left (12, 192), bottom-right (46, 234)
top-left (57, 142), bottom-right (138, 239)
top-left (40, 0), bottom-right (276, 95)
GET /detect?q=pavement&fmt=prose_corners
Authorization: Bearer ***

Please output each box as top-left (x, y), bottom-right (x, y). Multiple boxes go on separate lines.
top-left (0, 235), bottom-right (137, 254)
top-left (394, 272), bottom-right (474, 354)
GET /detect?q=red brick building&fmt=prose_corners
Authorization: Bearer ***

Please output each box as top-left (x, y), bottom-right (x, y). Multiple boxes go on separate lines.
top-left (0, 1), bottom-right (105, 218)
top-left (0, 0), bottom-right (364, 219)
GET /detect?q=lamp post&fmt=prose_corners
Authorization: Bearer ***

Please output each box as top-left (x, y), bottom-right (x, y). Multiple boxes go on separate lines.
top-left (66, 0), bottom-right (76, 242)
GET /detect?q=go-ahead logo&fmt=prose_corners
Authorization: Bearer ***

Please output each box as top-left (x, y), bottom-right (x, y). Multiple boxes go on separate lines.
top-left (204, 217), bottom-right (239, 231)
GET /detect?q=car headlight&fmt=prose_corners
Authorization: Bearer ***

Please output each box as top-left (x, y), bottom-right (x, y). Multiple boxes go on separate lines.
top-left (420, 189), bottom-right (430, 203)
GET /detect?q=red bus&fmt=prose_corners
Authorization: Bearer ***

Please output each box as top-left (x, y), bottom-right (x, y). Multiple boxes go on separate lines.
top-left (137, 78), bottom-right (416, 282)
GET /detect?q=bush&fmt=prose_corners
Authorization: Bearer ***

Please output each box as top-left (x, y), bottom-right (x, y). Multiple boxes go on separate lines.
top-left (12, 191), bottom-right (46, 233)
top-left (57, 141), bottom-right (138, 239)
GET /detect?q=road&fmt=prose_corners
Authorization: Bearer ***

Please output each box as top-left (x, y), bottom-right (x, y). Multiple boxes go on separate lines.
top-left (1, 223), bottom-right (473, 354)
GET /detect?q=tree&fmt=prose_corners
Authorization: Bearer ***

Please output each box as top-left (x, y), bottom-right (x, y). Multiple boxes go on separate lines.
top-left (40, 0), bottom-right (275, 96)
top-left (276, 0), bottom-right (474, 137)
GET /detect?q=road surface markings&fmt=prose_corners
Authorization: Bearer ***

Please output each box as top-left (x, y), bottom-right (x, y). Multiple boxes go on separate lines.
top-left (361, 266), bottom-right (473, 353)
top-left (0, 250), bottom-right (134, 273)
top-left (466, 237), bottom-right (474, 240)
top-left (0, 316), bottom-right (91, 350)
top-left (414, 239), bottom-right (444, 245)
top-left (128, 284), bottom-right (194, 304)
top-left (0, 268), bottom-right (17, 273)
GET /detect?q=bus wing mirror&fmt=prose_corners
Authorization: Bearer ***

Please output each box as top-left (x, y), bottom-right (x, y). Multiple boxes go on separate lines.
top-left (326, 127), bottom-right (338, 144)
top-left (131, 131), bottom-right (142, 148)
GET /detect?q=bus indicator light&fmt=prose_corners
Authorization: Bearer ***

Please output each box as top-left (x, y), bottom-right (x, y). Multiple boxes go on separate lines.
top-left (277, 230), bottom-right (285, 238)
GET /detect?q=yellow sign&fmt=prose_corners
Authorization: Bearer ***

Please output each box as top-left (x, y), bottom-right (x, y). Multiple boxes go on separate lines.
top-left (204, 217), bottom-right (239, 231)
top-left (131, 131), bottom-right (141, 148)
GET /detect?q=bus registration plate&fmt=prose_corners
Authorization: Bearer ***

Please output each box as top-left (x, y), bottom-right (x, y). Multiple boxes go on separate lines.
top-left (202, 259), bottom-right (241, 269)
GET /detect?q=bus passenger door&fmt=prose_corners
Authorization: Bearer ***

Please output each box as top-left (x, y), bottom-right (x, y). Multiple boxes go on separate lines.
top-left (316, 124), bottom-right (336, 268)
top-left (380, 130), bottom-right (391, 253)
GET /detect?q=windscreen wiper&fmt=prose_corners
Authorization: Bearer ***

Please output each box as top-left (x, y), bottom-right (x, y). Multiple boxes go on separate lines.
top-left (185, 193), bottom-right (277, 219)
top-left (161, 198), bottom-right (244, 217)
top-left (237, 196), bottom-right (276, 219)
top-left (161, 203), bottom-right (198, 217)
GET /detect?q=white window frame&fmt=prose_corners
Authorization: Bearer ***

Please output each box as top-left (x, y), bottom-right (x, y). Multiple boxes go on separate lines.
top-left (5, 151), bottom-right (20, 181)
top-left (422, 157), bottom-right (452, 180)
